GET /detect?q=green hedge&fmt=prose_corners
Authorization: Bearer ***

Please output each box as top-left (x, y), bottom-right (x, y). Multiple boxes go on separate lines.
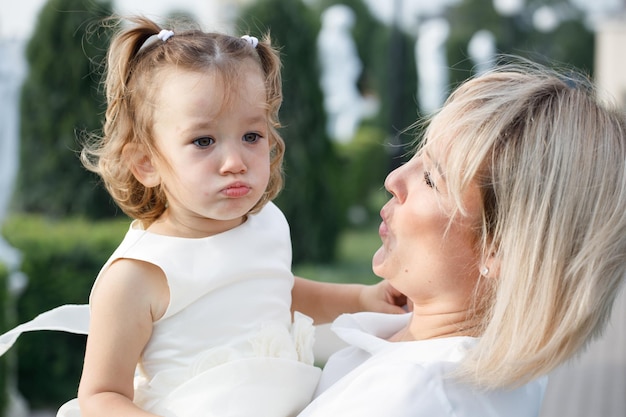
top-left (1, 215), bottom-right (129, 409)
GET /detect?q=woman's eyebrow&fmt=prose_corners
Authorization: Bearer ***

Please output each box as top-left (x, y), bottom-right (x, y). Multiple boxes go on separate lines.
top-left (423, 148), bottom-right (446, 179)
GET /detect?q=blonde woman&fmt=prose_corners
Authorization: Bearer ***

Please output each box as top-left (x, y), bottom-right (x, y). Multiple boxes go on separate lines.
top-left (298, 60), bottom-right (626, 417)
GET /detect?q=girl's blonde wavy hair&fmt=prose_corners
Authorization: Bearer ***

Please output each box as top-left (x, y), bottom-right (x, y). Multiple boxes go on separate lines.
top-left (420, 60), bottom-right (626, 389)
top-left (81, 16), bottom-right (284, 226)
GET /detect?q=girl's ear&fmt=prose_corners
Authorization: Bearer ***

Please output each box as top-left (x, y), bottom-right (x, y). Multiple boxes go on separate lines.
top-left (123, 143), bottom-right (161, 187)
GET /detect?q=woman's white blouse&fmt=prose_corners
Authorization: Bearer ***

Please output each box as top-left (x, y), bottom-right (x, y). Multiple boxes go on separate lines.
top-left (299, 312), bottom-right (547, 417)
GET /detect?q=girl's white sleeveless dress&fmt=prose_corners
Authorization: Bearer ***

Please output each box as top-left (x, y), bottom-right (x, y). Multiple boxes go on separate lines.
top-left (0, 202), bottom-right (321, 417)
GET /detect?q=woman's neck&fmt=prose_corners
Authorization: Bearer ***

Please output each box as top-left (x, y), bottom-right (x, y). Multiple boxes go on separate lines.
top-left (389, 305), bottom-right (482, 342)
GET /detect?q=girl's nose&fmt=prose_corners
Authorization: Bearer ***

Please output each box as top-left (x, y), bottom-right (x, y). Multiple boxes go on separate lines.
top-left (220, 144), bottom-right (247, 175)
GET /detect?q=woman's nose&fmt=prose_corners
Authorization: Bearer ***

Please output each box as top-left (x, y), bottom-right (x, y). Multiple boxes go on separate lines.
top-left (384, 166), bottom-right (404, 202)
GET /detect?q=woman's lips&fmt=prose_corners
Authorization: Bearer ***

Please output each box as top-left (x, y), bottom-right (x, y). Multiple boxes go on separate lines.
top-left (379, 208), bottom-right (389, 238)
top-left (378, 220), bottom-right (388, 238)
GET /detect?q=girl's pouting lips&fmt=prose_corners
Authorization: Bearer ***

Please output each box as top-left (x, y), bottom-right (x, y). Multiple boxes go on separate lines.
top-left (222, 182), bottom-right (251, 198)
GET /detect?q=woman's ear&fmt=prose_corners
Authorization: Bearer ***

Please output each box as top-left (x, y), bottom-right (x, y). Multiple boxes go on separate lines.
top-left (479, 251), bottom-right (501, 278)
top-left (123, 143), bottom-right (161, 187)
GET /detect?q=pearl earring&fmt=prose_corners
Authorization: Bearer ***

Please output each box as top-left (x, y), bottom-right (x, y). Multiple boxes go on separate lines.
top-left (481, 266), bottom-right (489, 276)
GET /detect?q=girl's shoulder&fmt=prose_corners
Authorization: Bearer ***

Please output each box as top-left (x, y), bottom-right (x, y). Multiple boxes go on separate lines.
top-left (91, 256), bottom-right (169, 322)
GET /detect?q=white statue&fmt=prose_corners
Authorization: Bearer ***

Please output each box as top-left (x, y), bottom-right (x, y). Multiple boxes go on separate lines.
top-left (416, 18), bottom-right (450, 114)
top-left (318, 5), bottom-right (376, 142)
top-left (468, 30), bottom-right (496, 75)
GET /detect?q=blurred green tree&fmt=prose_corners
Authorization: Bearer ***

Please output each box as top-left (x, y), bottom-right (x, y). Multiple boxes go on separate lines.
top-left (15, 0), bottom-right (117, 219)
top-left (238, 0), bottom-right (343, 264)
top-left (445, 0), bottom-right (594, 87)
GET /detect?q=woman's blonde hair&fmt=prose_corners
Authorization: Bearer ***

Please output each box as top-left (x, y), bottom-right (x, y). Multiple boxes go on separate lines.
top-left (81, 16), bottom-right (284, 225)
top-left (422, 59), bottom-right (626, 388)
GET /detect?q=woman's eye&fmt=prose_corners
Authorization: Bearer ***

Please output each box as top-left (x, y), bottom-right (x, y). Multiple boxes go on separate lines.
top-left (193, 137), bottom-right (214, 147)
top-left (243, 132), bottom-right (261, 143)
top-left (424, 171), bottom-right (435, 188)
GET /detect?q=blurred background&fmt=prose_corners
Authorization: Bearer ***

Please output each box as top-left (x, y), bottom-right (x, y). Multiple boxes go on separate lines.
top-left (0, 0), bottom-right (624, 416)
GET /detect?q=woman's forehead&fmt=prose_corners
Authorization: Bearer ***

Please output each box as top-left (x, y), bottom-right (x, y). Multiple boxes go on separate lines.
top-left (421, 132), bottom-right (450, 161)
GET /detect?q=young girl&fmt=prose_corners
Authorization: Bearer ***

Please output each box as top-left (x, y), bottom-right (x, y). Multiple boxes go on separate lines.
top-left (0, 16), bottom-right (405, 417)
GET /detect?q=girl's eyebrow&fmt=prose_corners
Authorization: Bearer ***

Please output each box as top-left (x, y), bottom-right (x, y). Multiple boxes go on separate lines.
top-left (178, 115), bottom-right (268, 137)
top-left (179, 120), bottom-right (213, 135)
top-left (243, 115), bottom-right (267, 125)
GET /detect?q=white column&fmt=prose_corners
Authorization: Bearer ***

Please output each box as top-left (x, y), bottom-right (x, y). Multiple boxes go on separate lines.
top-left (595, 17), bottom-right (626, 111)
top-left (0, 38), bottom-right (29, 417)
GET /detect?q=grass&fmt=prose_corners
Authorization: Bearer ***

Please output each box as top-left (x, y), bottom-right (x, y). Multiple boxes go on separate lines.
top-left (293, 225), bottom-right (382, 285)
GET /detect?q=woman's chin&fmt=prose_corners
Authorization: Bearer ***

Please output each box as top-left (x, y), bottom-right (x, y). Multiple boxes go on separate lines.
top-left (371, 246), bottom-right (385, 276)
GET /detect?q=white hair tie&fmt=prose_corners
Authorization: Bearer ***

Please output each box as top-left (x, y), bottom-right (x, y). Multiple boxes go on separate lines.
top-left (157, 29), bottom-right (174, 42)
top-left (241, 35), bottom-right (258, 48)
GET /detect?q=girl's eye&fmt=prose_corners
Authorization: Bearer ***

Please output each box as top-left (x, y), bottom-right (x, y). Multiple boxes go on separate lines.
top-left (424, 171), bottom-right (435, 188)
top-left (193, 137), bottom-right (214, 148)
top-left (243, 132), bottom-right (261, 143)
